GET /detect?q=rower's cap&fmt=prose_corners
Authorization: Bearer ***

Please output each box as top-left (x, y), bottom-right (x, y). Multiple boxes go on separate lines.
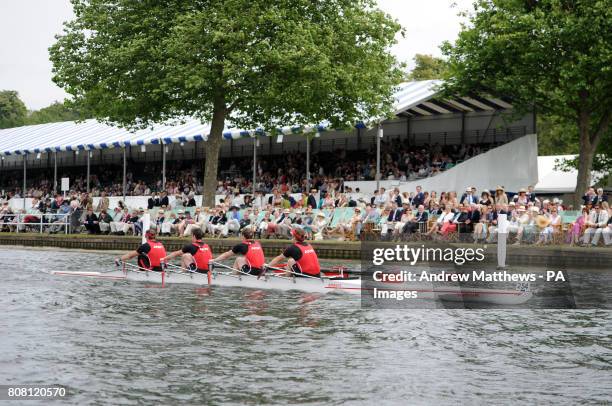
top-left (291, 227), bottom-right (306, 242)
top-left (145, 229), bottom-right (156, 238)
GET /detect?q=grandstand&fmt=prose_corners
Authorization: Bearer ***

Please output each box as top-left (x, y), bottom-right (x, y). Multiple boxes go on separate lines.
top-left (0, 80), bottom-right (535, 198)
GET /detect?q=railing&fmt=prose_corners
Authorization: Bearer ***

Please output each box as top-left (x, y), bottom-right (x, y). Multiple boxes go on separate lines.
top-left (3, 213), bottom-right (71, 234)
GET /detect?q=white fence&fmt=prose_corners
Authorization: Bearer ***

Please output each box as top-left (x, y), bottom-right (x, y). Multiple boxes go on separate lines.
top-left (2, 213), bottom-right (70, 234)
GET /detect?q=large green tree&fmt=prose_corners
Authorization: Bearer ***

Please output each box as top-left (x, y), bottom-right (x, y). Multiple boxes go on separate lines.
top-left (0, 90), bottom-right (28, 129)
top-left (50, 0), bottom-right (403, 205)
top-left (442, 0), bottom-right (612, 205)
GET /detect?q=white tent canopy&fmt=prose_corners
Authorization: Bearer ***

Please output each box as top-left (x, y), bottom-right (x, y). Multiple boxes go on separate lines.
top-left (0, 80), bottom-right (447, 156)
top-left (534, 155), bottom-right (604, 194)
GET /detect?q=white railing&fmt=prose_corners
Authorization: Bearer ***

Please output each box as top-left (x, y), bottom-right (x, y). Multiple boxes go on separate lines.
top-left (3, 213), bottom-right (71, 234)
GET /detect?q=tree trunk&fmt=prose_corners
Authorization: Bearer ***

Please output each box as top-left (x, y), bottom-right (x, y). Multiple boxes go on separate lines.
top-left (202, 93), bottom-right (226, 207)
top-left (574, 111), bottom-right (594, 208)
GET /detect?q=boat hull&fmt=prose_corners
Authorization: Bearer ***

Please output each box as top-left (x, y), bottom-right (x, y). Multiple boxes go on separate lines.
top-left (52, 268), bottom-right (532, 304)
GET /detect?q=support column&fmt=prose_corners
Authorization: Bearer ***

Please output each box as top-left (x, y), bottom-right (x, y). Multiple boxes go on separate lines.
top-left (54, 151), bottom-right (58, 194)
top-left (252, 137), bottom-right (257, 194)
top-left (406, 118), bottom-right (411, 145)
top-left (306, 135), bottom-right (311, 192)
top-left (23, 154), bottom-right (27, 210)
top-left (162, 141), bottom-right (166, 191)
top-left (461, 112), bottom-right (466, 144)
top-left (86, 151), bottom-right (91, 193)
top-left (376, 125), bottom-right (382, 191)
top-left (122, 147), bottom-right (127, 200)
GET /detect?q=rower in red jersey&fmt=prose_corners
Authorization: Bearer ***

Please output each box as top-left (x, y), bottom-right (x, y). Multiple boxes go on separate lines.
top-left (212, 227), bottom-right (265, 275)
top-left (163, 228), bottom-right (213, 273)
top-left (268, 227), bottom-right (321, 277)
top-left (118, 228), bottom-right (167, 272)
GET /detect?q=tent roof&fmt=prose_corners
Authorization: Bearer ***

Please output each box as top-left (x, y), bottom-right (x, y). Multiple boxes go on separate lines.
top-left (534, 155), bottom-right (605, 194)
top-left (0, 80), bottom-right (513, 156)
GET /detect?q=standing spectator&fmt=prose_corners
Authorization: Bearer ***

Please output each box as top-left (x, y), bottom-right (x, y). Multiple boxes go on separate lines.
top-left (96, 191), bottom-right (109, 212)
top-left (412, 185), bottom-right (425, 207)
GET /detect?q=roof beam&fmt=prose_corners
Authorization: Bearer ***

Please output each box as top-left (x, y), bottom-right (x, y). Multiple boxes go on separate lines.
top-left (420, 101), bottom-right (452, 114)
top-left (407, 107), bottom-right (432, 116)
top-left (443, 99), bottom-right (475, 112)
top-left (460, 97), bottom-right (495, 111)
top-left (427, 99), bottom-right (464, 114)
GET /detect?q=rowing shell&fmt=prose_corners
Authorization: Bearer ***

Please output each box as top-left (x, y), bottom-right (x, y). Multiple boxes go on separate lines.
top-left (51, 268), bottom-right (363, 295)
top-left (51, 267), bottom-right (532, 304)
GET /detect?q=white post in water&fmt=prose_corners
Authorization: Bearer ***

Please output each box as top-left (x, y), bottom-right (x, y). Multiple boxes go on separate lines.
top-left (141, 212), bottom-right (151, 244)
top-left (497, 213), bottom-right (508, 268)
top-left (252, 136), bottom-right (257, 194)
top-left (122, 147), bottom-right (127, 200)
top-left (376, 124), bottom-right (383, 191)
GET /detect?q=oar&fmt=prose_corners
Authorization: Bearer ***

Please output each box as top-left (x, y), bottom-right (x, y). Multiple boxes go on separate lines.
top-left (209, 260), bottom-right (257, 280)
top-left (264, 264), bottom-right (324, 282)
top-left (165, 262), bottom-right (213, 285)
top-left (208, 260), bottom-right (296, 282)
top-left (115, 259), bottom-right (167, 287)
top-left (115, 259), bottom-right (157, 274)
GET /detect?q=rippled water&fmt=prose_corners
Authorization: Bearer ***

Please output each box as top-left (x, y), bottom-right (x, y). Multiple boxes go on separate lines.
top-left (1, 247), bottom-right (610, 405)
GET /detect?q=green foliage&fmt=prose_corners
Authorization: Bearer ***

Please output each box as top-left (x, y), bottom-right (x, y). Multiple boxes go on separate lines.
top-left (27, 101), bottom-right (89, 125)
top-left (407, 54), bottom-right (448, 81)
top-left (441, 0), bottom-right (612, 201)
top-left (0, 90), bottom-right (28, 129)
top-left (537, 114), bottom-right (580, 155)
top-left (49, 0), bottom-right (404, 130)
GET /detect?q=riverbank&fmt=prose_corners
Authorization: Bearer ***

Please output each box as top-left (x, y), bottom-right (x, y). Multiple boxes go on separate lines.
top-left (1, 232), bottom-right (610, 268)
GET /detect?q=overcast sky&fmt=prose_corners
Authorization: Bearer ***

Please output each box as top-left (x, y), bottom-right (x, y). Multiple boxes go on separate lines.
top-left (0, 0), bottom-right (471, 110)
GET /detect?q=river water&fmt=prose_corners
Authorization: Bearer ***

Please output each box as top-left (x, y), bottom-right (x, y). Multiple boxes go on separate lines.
top-left (1, 247), bottom-right (610, 405)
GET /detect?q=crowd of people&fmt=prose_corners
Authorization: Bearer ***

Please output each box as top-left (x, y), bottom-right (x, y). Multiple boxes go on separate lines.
top-left (1, 141), bottom-right (494, 200)
top-left (1, 181), bottom-right (610, 247)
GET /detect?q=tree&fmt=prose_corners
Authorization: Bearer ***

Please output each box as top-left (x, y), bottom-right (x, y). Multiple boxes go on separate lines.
top-left (28, 101), bottom-right (88, 125)
top-left (441, 0), bottom-right (612, 205)
top-left (50, 0), bottom-right (404, 206)
top-left (407, 54), bottom-right (448, 81)
top-left (0, 90), bottom-right (27, 129)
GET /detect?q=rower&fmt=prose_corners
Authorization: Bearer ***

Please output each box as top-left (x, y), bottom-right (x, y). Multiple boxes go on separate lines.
top-left (118, 228), bottom-right (167, 272)
top-left (163, 228), bottom-right (212, 273)
top-left (268, 227), bottom-right (321, 277)
top-left (212, 227), bottom-right (265, 275)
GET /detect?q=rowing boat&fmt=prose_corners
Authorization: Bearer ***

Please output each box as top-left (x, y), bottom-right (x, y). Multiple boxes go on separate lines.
top-left (52, 264), bottom-right (362, 295)
top-left (51, 261), bottom-right (533, 304)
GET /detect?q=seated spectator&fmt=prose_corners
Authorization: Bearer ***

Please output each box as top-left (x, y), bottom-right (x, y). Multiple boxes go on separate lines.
top-left (514, 207), bottom-right (539, 245)
top-left (536, 208), bottom-right (561, 245)
top-left (83, 208), bottom-right (101, 234)
top-left (148, 192), bottom-right (160, 209)
top-left (98, 209), bottom-right (113, 234)
top-left (588, 202), bottom-right (611, 246)
top-left (392, 204), bottom-right (413, 241)
top-left (403, 204), bottom-right (428, 235)
top-left (567, 207), bottom-right (588, 245)
top-left (582, 204), bottom-right (609, 245)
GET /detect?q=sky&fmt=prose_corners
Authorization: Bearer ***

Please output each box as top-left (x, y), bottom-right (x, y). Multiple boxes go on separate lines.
top-left (0, 0), bottom-right (472, 111)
